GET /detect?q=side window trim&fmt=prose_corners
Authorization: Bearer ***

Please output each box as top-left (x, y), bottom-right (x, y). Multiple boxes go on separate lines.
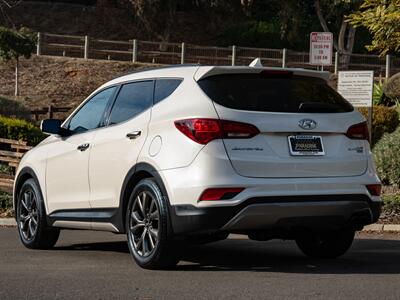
top-left (63, 85), bottom-right (119, 135)
top-left (104, 79), bottom-right (155, 126)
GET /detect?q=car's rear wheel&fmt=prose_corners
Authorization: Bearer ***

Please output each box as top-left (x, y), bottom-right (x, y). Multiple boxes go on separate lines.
top-left (16, 178), bottom-right (60, 249)
top-left (126, 178), bottom-right (179, 269)
top-left (295, 228), bottom-right (355, 259)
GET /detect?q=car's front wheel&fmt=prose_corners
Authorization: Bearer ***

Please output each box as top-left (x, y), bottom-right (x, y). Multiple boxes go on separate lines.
top-left (16, 178), bottom-right (60, 249)
top-left (126, 178), bottom-right (179, 269)
top-left (295, 228), bottom-right (355, 259)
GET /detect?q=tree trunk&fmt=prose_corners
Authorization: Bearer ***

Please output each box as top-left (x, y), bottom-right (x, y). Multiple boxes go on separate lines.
top-left (314, 0), bottom-right (338, 51)
top-left (338, 20), bottom-right (356, 69)
top-left (241, 0), bottom-right (253, 17)
top-left (14, 58), bottom-right (19, 97)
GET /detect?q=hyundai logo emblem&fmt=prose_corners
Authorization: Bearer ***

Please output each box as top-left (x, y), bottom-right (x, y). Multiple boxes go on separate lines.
top-left (298, 119), bottom-right (317, 130)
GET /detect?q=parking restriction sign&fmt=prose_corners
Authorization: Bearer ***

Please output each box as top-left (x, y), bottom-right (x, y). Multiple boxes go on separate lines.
top-left (309, 32), bottom-right (333, 66)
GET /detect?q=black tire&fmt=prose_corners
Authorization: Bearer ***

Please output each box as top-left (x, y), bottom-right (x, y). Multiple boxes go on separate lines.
top-left (16, 178), bottom-right (60, 249)
top-left (126, 178), bottom-right (179, 269)
top-left (295, 229), bottom-right (355, 259)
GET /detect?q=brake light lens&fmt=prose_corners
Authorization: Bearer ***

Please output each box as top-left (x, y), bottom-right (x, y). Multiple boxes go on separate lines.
top-left (366, 184), bottom-right (382, 196)
top-left (346, 122), bottom-right (369, 141)
top-left (199, 188), bottom-right (245, 201)
top-left (174, 118), bottom-right (260, 144)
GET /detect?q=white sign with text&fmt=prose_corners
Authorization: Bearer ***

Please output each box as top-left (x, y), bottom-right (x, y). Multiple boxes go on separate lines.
top-left (337, 71), bottom-right (374, 107)
top-left (309, 32), bottom-right (333, 66)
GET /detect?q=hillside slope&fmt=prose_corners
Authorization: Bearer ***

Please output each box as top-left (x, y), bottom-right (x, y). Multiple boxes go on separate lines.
top-left (0, 56), bottom-right (155, 113)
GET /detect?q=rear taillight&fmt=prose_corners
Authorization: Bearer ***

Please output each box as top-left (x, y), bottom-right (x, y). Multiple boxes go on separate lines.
top-left (366, 184), bottom-right (382, 196)
top-left (174, 118), bottom-right (259, 145)
top-left (199, 188), bottom-right (245, 201)
top-left (346, 122), bottom-right (369, 141)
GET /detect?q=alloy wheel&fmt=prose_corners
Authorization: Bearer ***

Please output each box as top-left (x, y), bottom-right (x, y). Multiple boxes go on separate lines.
top-left (18, 189), bottom-right (39, 241)
top-left (129, 191), bottom-right (160, 257)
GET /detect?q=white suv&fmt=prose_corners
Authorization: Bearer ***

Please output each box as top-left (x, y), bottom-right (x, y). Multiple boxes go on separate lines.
top-left (14, 65), bottom-right (382, 269)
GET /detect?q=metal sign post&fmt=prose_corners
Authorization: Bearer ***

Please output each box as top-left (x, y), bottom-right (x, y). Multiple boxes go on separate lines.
top-left (337, 71), bottom-right (374, 142)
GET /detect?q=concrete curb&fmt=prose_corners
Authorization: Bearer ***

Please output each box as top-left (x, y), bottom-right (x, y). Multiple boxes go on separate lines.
top-left (0, 218), bottom-right (16, 226)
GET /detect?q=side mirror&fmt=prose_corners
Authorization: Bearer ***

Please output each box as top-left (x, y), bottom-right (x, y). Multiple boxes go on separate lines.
top-left (40, 119), bottom-right (62, 135)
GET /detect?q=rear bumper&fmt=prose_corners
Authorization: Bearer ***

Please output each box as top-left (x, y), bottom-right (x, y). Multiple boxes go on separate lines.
top-left (170, 194), bottom-right (381, 235)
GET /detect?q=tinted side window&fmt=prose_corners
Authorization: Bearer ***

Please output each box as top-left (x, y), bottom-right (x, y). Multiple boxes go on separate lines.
top-left (68, 87), bottom-right (116, 133)
top-left (108, 81), bottom-right (154, 125)
top-left (154, 79), bottom-right (182, 104)
top-left (198, 74), bottom-right (353, 113)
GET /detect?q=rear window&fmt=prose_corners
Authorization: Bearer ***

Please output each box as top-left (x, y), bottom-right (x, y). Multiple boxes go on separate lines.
top-left (197, 73), bottom-right (353, 113)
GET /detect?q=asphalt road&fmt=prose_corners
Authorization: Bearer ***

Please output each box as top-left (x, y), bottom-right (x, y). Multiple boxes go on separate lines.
top-left (0, 228), bottom-right (400, 300)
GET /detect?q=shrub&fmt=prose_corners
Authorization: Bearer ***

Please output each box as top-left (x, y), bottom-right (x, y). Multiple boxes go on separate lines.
top-left (382, 194), bottom-right (400, 215)
top-left (373, 126), bottom-right (400, 186)
top-left (219, 20), bottom-right (282, 48)
top-left (358, 106), bottom-right (399, 144)
top-left (0, 96), bottom-right (31, 120)
top-left (0, 115), bottom-right (46, 146)
top-left (0, 191), bottom-right (12, 210)
top-left (383, 72), bottom-right (400, 104)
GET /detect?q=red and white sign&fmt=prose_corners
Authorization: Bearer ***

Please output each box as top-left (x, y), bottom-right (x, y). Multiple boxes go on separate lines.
top-left (309, 32), bottom-right (333, 66)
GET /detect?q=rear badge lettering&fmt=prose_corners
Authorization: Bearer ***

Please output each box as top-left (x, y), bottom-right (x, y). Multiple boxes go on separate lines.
top-left (232, 147), bottom-right (263, 151)
top-left (348, 146), bottom-right (364, 153)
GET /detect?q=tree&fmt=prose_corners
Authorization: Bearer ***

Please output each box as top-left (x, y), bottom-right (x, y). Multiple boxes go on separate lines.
top-left (314, 0), bottom-right (361, 62)
top-left (0, 26), bottom-right (36, 96)
top-left (346, 0), bottom-right (400, 55)
top-left (130, 0), bottom-right (179, 42)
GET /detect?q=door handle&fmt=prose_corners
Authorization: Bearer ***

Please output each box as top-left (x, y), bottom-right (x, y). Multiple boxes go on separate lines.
top-left (126, 131), bottom-right (141, 139)
top-left (77, 143), bottom-right (90, 151)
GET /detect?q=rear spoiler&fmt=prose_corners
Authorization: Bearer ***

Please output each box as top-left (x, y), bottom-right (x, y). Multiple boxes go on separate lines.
top-left (193, 66), bottom-right (330, 82)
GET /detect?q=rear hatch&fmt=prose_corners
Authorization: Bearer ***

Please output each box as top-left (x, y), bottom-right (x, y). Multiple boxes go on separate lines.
top-left (196, 68), bottom-right (368, 178)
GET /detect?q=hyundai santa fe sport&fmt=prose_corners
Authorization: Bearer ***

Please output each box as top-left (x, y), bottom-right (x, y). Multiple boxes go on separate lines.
top-left (14, 65), bottom-right (382, 269)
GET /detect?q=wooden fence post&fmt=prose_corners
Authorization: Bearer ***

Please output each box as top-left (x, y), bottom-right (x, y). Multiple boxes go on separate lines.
top-left (386, 54), bottom-right (391, 78)
top-left (181, 42), bottom-right (185, 64)
top-left (48, 105), bottom-right (53, 119)
top-left (84, 35), bottom-right (89, 59)
top-left (282, 48), bottom-right (287, 68)
top-left (132, 39), bottom-right (138, 63)
top-left (36, 32), bottom-right (42, 56)
top-left (231, 45), bottom-right (236, 66)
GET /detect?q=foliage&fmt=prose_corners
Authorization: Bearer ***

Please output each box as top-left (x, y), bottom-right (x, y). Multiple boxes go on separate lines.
top-left (219, 20), bottom-right (282, 48)
top-left (0, 26), bottom-right (36, 62)
top-left (129, 0), bottom-right (178, 42)
top-left (0, 115), bottom-right (46, 146)
top-left (0, 163), bottom-right (12, 175)
top-left (373, 126), bottom-right (400, 186)
top-left (346, 0), bottom-right (400, 55)
top-left (382, 194), bottom-right (400, 216)
top-left (359, 106), bottom-right (399, 144)
top-left (372, 80), bottom-right (385, 105)
top-left (0, 96), bottom-right (31, 120)
top-left (0, 191), bottom-right (12, 210)
top-left (383, 72), bottom-right (400, 105)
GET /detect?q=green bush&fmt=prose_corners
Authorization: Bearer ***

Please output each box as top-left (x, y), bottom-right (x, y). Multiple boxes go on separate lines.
top-left (382, 194), bottom-right (400, 215)
top-left (373, 126), bottom-right (400, 186)
top-left (0, 191), bottom-right (12, 210)
top-left (0, 96), bottom-right (31, 120)
top-left (0, 115), bottom-right (46, 146)
top-left (383, 72), bottom-right (400, 105)
top-left (219, 20), bottom-right (282, 48)
top-left (359, 106), bottom-right (399, 144)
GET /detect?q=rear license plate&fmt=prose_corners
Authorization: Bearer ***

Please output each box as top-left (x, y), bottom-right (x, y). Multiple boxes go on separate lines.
top-left (288, 135), bottom-right (325, 156)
